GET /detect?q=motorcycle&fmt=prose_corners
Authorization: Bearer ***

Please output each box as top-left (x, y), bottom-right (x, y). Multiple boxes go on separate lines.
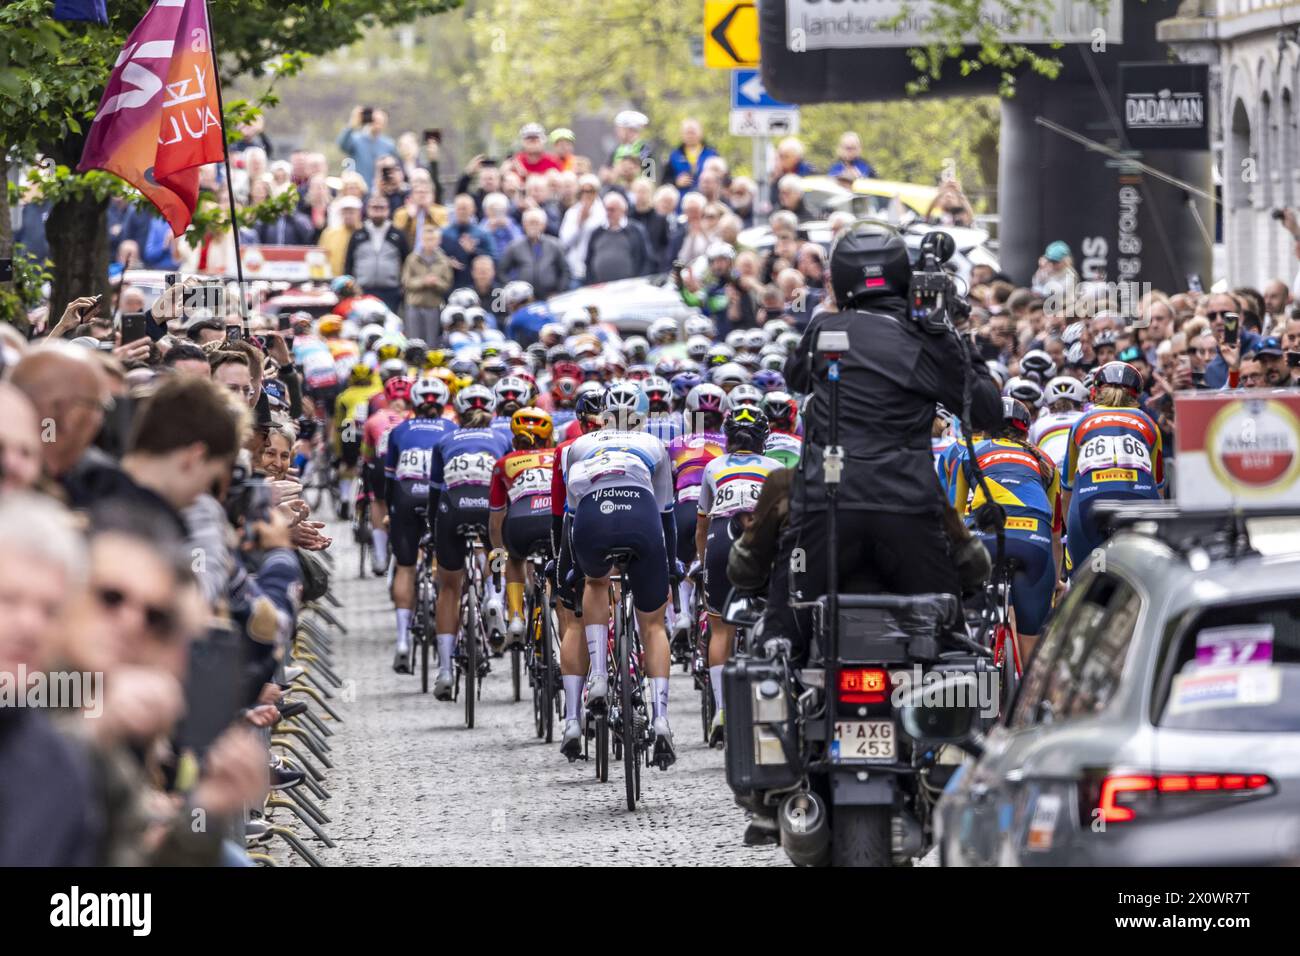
top-left (722, 589), bottom-right (994, 866)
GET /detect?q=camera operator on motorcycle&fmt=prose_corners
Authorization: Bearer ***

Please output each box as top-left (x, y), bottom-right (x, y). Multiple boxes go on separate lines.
top-left (774, 221), bottom-right (1003, 660)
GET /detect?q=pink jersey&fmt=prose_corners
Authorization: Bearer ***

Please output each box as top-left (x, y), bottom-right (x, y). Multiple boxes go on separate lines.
top-left (362, 408), bottom-right (408, 461)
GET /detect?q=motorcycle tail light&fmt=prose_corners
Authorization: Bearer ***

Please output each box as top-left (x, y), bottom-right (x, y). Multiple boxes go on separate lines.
top-left (837, 667), bottom-right (888, 705)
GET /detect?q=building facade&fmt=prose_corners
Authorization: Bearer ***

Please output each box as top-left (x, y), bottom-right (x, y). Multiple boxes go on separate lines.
top-left (1160, 1), bottom-right (1300, 289)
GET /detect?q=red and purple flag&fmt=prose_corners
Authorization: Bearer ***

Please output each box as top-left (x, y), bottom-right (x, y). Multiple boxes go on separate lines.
top-left (78, 0), bottom-right (225, 235)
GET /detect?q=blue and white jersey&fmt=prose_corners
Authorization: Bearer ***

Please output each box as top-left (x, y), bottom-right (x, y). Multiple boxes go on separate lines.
top-left (645, 410), bottom-right (684, 444)
top-left (490, 415), bottom-right (515, 444)
top-left (562, 428), bottom-right (675, 514)
top-left (430, 427), bottom-right (511, 492)
top-left (384, 417), bottom-right (455, 496)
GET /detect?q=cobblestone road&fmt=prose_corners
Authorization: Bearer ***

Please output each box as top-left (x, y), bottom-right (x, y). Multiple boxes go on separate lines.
top-left (298, 525), bottom-right (787, 866)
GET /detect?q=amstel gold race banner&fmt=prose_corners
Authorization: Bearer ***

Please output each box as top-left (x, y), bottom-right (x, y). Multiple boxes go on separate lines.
top-left (1175, 392), bottom-right (1300, 509)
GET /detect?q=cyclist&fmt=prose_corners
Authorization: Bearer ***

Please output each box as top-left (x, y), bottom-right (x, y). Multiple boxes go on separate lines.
top-left (361, 376), bottom-right (413, 576)
top-left (1061, 362), bottom-right (1165, 570)
top-left (558, 383), bottom-right (680, 767)
top-left (642, 374), bottom-right (681, 442)
top-left (551, 383), bottom-right (608, 760)
top-left (1030, 375), bottom-right (1088, 470)
top-left (427, 385), bottom-right (512, 699)
top-left (385, 377), bottom-right (455, 672)
top-left (488, 408), bottom-right (557, 643)
top-left (665, 383), bottom-right (726, 645)
top-left (558, 381), bottom-right (605, 441)
top-left (696, 405), bottom-right (781, 746)
top-left (546, 373), bottom-right (580, 431)
top-left (760, 391), bottom-right (803, 468)
top-left (484, 375), bottom-right (534, 640)
top-left (333, 362), bottom-right (382, 515)
top-left (948, 397), bottom-right (1062, 659)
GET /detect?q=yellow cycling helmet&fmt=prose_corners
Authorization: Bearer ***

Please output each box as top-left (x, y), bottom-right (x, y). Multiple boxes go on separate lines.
top-left (349, 363), bottom-right (372, 386)
top-left (423, 349), bottom-right (448, 371)
top-left (510, 407), bottom-right (554, 447)
top-left (376, 342), bottom-right (403, 362)
top-left (451, 374), bottom-right (473, 395)
top-left (317, 316), bottom-right (343, 337)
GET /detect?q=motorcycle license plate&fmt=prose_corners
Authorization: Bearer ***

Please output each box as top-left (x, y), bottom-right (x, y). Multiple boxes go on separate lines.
top-left (831, 720), bottom-right (895, 763)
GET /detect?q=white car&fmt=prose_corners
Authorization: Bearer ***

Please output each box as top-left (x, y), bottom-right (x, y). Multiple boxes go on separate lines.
top-left (545, 274), bottom-right (696, 336)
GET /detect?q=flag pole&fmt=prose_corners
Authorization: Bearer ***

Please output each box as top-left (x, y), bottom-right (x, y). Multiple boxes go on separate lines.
top-left (204, 0), bottom-right (247, 331)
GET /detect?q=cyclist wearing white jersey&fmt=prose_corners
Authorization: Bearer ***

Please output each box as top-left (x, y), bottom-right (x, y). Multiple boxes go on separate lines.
top-left (1029, 376), bottom-right (1088, 469)
top-left (557, 382), bottom-right (680, 767)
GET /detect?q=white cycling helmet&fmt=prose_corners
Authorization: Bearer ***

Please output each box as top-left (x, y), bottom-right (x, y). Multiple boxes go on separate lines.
top-left (684, 315), bottom-right (715, 339)
top-left (411, 376), bottom-right (449, 411)
top-left (685, 334), bottom-right (712, 363)
top-left (446, 288), bottom-right (480, 310)
top-left (711, 362), bottom-right (750, 389)
top-left (562, 309), bottom-right (591, 336)
top-left (724, 383), bottom-right (764, 411)
top-left (647, 317), bottom-right (678, 345)
top-left (1003, 376), bottom-right (1044, 408)
top-left (1045, 375), bottom-right (1089, 406)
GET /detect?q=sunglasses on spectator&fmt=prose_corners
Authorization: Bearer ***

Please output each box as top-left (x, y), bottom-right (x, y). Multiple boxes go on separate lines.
top-left (96, 586), bottom-right (178, 639)
top-left (1206, 310), bottom-right (1234, 320)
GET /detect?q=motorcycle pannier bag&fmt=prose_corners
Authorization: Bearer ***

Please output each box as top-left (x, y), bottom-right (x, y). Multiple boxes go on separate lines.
top-left (723, 656), bottom-right (801, 801)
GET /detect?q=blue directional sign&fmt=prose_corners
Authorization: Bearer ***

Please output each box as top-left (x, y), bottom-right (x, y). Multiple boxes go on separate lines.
top-left (731, 69), bottom-right (795, 110)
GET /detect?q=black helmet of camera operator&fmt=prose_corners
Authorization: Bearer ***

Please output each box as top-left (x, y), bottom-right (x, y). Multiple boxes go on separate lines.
top-left (829, 221), bottom-right (911, 309)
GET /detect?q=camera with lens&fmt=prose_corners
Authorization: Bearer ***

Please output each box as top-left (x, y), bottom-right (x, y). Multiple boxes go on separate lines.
top-left (224, 463), bottom-right (273, 532)
top-left (909, 231), bottom-right (969, 334)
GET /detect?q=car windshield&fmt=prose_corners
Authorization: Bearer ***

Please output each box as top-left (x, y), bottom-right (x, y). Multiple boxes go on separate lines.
top-left (1156, 597), bottom-right (1300, 732)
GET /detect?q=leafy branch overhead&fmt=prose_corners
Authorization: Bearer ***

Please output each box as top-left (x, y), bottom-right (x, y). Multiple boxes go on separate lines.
top-left (0, 0), bottom-right (464, 164)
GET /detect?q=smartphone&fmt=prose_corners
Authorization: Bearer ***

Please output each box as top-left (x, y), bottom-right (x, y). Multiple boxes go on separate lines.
top-left (1222, 311), bottom-right (1239, 347)
top-left (121, 311), bottom-right (148, 345)
top-left (278, 313), bottom-right (291, 332)
top-left (225, 324), bottom-right (243, 342)
top-left (359, 106), bottom-right (374, 125)
top-left (83, 294), bottom-right (104, 319)
top-left (423, 128), bottom-right (442, 143)
top-left (165, 272), bottom-right (179, 290)
top-left (1287, 352), bottom-right (1300, 369)
top-left (0, 258), bottom-right (11, 284)
top-left (1186, 273), bottom-right (1203, 294)
top-left (175, 623), bottom-right (243, 757)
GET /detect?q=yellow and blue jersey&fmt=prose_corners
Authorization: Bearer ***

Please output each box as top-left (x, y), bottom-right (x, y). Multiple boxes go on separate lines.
top-left (950, 437), bottom-right (1062, 541)
top-left (1063, 405), bottom-right (1164, 499)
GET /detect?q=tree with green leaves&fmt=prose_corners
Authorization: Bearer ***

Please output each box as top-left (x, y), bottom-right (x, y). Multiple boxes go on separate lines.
top-left (0, 0), bottom-right (462, 324)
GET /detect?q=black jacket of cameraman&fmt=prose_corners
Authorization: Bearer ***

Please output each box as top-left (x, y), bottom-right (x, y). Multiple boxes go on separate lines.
top-left (784, 294), bottom-right (1001, 515)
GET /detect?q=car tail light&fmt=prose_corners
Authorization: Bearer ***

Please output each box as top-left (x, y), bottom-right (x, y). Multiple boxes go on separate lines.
top-left (1084, 771), bottom-right (1273, 825)
top-left (837, 667), bottom-right (888, 705)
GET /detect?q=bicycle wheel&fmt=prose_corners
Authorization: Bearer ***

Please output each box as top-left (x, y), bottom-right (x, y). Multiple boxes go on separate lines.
top-left (541, 599), bottom-right (556, 744)
top-left (511, 645), bottom-right (522, 703)
top-left (464, 599), bottom-right (478, 729)
top-left (359, 502), bottom-right (372, 574)
top-left (417, 572), bottom-right (431, 694)
top-left (594, 713), bottom-right (609, 782)
top-left (619, 594), bottom-right (639, 811)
